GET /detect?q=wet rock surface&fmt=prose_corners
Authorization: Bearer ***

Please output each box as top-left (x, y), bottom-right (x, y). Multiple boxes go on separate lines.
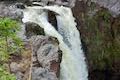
top-left (31, 36), bottom-right (62, 80)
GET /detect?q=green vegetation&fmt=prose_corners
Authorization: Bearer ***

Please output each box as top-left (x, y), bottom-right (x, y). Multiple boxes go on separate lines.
top-left (0, 18), bottom-right (22, 80)
top-left (84, 9), bottom-right (120, 70)
top-left (0, 66), bottom-right (16, 80)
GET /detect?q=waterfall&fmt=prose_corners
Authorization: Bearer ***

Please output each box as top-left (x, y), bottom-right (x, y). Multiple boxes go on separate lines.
top-left (22, 5), bottom-right (88, 80)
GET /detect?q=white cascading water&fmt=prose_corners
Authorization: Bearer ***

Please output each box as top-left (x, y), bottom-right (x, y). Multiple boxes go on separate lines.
top-left (22, 5), bottom-right (88, 80)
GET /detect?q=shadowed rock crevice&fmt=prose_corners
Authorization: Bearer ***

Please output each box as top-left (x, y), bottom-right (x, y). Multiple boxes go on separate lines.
top-left (48, 11), bottom-right (58, 30)
top-left (25, 22), bottom-right (45, 39)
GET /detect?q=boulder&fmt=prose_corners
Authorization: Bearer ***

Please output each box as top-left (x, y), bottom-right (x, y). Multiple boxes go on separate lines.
top-left (32, 67), bottom-right (58, 80)
top-left (31, 36), bottom-right (62, 80)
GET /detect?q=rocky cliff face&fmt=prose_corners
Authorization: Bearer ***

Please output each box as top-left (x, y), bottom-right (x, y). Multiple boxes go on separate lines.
top-left (79, 0), bottom-right (120, 16)
top-left (10, 35), bottom-right (62, 80)
top-left (90, 0), bottom-right (120, 16)
top-left (72, 0), bottom-right (120, 80)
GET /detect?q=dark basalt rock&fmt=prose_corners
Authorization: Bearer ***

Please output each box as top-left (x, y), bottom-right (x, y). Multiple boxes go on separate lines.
top-left (48, 11), bottom-right (58, 30)
top-left (25, 22), bottom-right (45, 39)
top-left (15, 3), bottom-right (25, 9)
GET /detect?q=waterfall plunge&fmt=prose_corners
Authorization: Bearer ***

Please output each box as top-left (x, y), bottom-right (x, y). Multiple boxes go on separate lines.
top-left (22, 5), bottom-right (88, 80)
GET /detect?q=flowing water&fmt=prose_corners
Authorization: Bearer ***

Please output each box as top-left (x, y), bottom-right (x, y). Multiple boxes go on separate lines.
top-left (22, 5), bottom-right (88, 80)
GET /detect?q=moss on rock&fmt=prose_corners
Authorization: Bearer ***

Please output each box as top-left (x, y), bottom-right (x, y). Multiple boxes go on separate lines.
top-left (83, 8), bottom-right (120, 71)
top-left (72, 1), bottom-right (120, 79)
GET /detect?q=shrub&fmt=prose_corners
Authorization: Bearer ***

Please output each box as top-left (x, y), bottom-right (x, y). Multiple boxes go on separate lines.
top-left (0, 18), bottom-right (22, 80)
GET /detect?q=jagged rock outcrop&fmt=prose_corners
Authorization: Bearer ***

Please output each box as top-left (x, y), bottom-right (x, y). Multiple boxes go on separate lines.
top-left (31, 36), bottom-right (62, 80)
top-left (25, 22), bottom-right (45, 39)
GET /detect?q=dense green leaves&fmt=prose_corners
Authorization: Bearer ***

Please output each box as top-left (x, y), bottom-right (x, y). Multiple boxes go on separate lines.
top-left (0, 18), bottom-right (22, 61)
top-left (0, 66), bottom-right (16, 80)
top-left (0, 18), bottom-right (22, 80)
top-left (0, 18), bottom-right (20, 37)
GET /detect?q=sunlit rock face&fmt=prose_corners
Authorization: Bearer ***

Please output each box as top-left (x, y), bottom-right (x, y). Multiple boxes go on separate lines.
top-left (31, 36), bottom-right (62, 80)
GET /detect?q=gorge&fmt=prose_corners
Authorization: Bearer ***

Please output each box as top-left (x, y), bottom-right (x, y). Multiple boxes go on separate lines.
top-left (22, 5), bottom-right (88, 80)
top-left (0, 0), bottom-right (120, 80)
